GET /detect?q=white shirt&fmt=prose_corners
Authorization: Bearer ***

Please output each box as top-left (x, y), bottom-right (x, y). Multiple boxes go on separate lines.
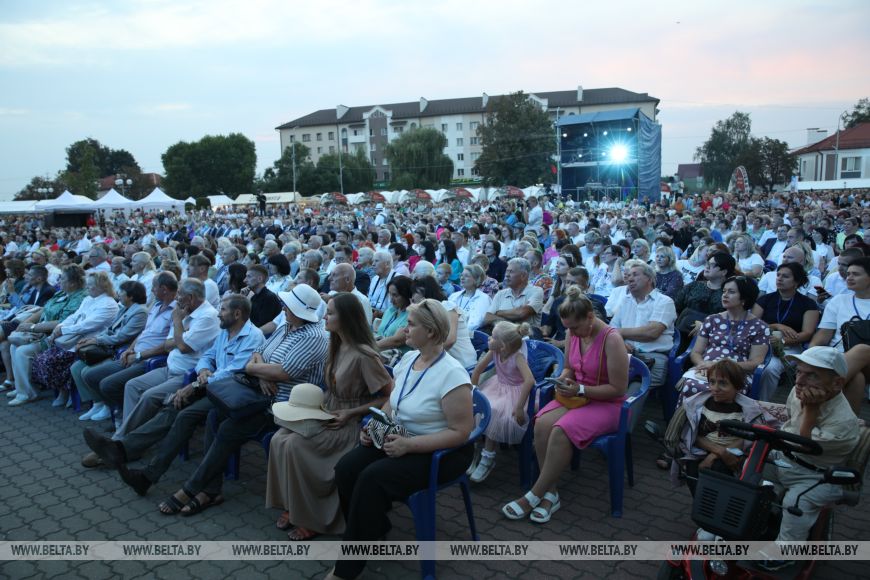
top-left (389, 350), bottom-right (470, 436)
top-left (818, 293), bottom-right (870, 351)
top-left (448, 288), bottom-right (491, 331)
top-left (610, 289), bottom-right (676, 353)
top-left (758, 270), bottom-right (822, 300)
top-left (527, 206), bottom-right (543, 232)
top-left (203, 278), bottom-right (221, 310)
top-left (442, 302), bottom-right (477, 368)
top-left (767, 240), bottom-right (788, 264)
top-left (487, 284), bottom-right (544, 327)
top-left (456, 246), bottom-right (470, 266)
top-left (823, 272), bottom-right (850, 298)
top-left (166, 300), bottom-right (221, 374)
top-left (55, 294), bottom-right (120, 351)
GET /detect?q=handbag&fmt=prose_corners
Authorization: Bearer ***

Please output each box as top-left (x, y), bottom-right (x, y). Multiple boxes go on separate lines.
top-left (675, 308), bottom-right (707, 335)
top-left (840, 318), bottom-right (870, 352)
top-left (555, 327), bottom-right (612, 409)
top-left (206, 375), bottom-right (271, 420)
top-left (76, 343), bottom-right (116, 365)
top-left (366, 410), bottom-right (414, 449)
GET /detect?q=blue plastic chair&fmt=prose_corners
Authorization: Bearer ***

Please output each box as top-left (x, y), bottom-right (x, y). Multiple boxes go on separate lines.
top-left (145, 355), bottom-right (169, 372)
top-left (518, 339), bottom-right (565, 489)
top-left (467, 330), bottom-right (490, 373)
top-left (539, 356), bottom-right (652, 517)
top-left (763, 260), bottom-right (777, 273)
top-left (405, 388), bottom-right (491, 580)
top-left (657, 328), bottom-right (682, 421)
top-left (748, 345), bottom-right (774, 400)
top-left (177, 368), bottom-right (198, 461)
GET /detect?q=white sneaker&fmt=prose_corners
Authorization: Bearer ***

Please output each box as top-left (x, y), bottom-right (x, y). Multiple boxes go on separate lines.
top-left (695, 528), bottom-right (722, 542)
top-left (90, 405), bottom-right (112, 421)
top-left (6, 389), bottom-right (19, 399)
top-left (52, 392), bottom-right (68, 407)
top-left (79, 405), bottom-right (98, 420)
top-left (470, 454), bottom-right (495, 483)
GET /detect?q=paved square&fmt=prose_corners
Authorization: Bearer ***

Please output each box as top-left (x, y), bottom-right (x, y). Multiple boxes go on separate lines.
top-left (1, 392), bottom-right (867, 579)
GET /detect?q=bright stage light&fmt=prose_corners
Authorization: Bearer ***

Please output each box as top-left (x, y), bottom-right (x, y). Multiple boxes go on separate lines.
top-left (609, 144), bottom-right (628, 163)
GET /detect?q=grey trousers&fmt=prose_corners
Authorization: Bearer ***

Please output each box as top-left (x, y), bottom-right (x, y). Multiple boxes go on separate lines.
top-left (93, 360), bottom-right (149, 409)
top-left (112, 368), bottom-right (185, 440)
top-left (121, 397), bottom-right (213, 465)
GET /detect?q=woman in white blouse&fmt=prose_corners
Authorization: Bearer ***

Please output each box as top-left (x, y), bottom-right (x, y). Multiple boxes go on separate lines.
top-left (731, 233), bottom-right (764, 278)
top-left (328, 299), bottom-right (473, 580)
top-left (447, 264), bottom-right (491, 331)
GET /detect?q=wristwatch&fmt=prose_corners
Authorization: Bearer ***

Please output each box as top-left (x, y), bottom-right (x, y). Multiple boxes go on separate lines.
top-left (135, 351), bottom-right (142, 361)
top-left (576, 384), bottom-right (586, 397)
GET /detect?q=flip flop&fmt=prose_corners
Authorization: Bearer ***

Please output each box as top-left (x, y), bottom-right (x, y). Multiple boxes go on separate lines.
top-left (656, 453), bottom-right (672, 470)
top-left (276, 511), bottom-right (292, 530)
top-left (180, 493), bottom-right (224, 517)
top-left (287, 527), bottom-right (319, 541)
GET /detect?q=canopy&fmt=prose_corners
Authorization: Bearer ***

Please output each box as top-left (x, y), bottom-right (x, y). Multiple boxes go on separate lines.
top-left (0, 200), bottom-right (39, 214)
top-left (35, 190), bottom-right (94, 212)
top-left (506, 186), bottom-right (525, 199)
top-left (321, 192), bottom-right (348, 204)
top-left (94, 188), bottom-right (135, 209)
top-left (411, 189), bottom-right (431, 201)
top-left (138, 188), bottom-right (186, 211)
top-left (453, 187), bottom-right (473, 199)
top-left (207, 195), bottom-right (235, 208)
top-left (369, 191), bottom-right (386, 203)
top-left (235, 191), bottom-right (301, 205)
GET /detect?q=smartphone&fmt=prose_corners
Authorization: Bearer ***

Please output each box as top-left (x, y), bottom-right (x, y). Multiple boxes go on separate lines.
top-left (544, 377), bottom-right (570, 388)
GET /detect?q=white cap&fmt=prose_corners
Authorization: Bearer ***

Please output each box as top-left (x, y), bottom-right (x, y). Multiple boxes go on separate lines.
top-left (786, 346), bottom-right (848, 377)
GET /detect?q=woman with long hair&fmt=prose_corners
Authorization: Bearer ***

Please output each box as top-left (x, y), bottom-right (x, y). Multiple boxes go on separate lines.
top-left (266, 293), bottom-right (392, 540)
top-left (437, 238), bottom-right (463, 284)
top-left (731, 233), bottom-right (764, 279)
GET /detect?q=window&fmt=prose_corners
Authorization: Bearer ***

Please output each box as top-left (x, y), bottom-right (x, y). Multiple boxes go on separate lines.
top-left (410, 123), bottom-right (417, 129)
top-left (457, 168), bottom-right (465, 177)
top-left (471, 167), bottom-right (480, 176)
top-left (457, 153), bottom-right (464, 161)
top-left (372, 155), bottom-right (377, 165)
top-left (470, 152), bottom-right (480, 161)
top-left (424, 124), bottom-right (434, 130)
top-left (841, 156), bottom-right (862, 178)
top-left (441, 123), bottom-right (448, 133)
top-left (380, 128), bottom-right (387, 136)
top-left (353, 129), bottom-right (360, 136)
top-left (328, 131), bottom-right (334, 140)
top-left (456, 138), bottom-right (464, 146)
top-left (394, 126), bottom-right (403, 134)
top-left (470, 137), bottom-right (479, 146)
top-left (317, 147), bottom-right (323, 154)
top-left (470, 121), bottom-right (479, 130)
top-left (370, 144), bottom-right (377, 151)
top-left (316, 133), bottom-right (322, 141)
top-left (383, 171), bottom-right (390, 181)
top-left (383, 159), bottom-right (389, 166)
top-left (302, 134), bottom-right (311, 142)
top-left (289, 135), bottom-right (295, 142)
top-left (456, 122), bottom-right (463, 131)
top-left (329, 146), bottom-right (335, 153)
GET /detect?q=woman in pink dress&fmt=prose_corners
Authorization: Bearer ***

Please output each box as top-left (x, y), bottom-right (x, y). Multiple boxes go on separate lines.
top-left (501, 286), bottom-right (629, 524)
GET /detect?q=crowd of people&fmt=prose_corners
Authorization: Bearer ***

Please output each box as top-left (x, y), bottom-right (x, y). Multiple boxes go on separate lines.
top-left (0, 185), bottom-right (868, 576)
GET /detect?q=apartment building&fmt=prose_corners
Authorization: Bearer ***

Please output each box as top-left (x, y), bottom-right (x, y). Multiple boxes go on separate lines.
top-left (275, 86), bottom-right (659, 183)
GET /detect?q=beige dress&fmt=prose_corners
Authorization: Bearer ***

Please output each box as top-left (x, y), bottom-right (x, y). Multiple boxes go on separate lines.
top-left (265, 345), bottom-right (391, 533)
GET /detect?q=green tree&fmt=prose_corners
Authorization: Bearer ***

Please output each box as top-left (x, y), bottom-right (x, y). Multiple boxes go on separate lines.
top-left (843, 97), bottom-right (870, 129)
top-left (60, 141), bottom-right (101, 199)
top-left (301, 150), bottom-right (376, 196)
top-left (474, 91), bottom-right (556, 186)
top-left (384, 127), bottom-right (453, 189)
top-left (14, 173), bottom-right (67, 201)
top-left (260, 143), bottom-right (313, 193)
top-left (66, 138), bottom-right (140, 176)
top-left (161, 133), bottom-right (257, 198)
top-left (755, 137), bottom-right (796, 190)
top-left (694, 111), bottom-right (753, 189)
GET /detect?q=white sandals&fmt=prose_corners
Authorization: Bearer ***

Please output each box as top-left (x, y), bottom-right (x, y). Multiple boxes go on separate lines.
top-left (530, 492), bottom-right (561, 524)
top-left (501, 491), bottom-right (541, 520)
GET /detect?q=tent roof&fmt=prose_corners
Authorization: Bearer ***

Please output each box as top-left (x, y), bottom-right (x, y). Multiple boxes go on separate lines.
top-left (96, 188), bottom-right (135, 208)
top-left (0, 200), bottom-right (39, 214)
top-left (557, 107), bottom-right (641, 127)
top-left (139, 188), bottom-right (185, 209)
top-left (207, 195), bottom-right (235, 207)
top-left (35, 190), bottom-right (94, 212)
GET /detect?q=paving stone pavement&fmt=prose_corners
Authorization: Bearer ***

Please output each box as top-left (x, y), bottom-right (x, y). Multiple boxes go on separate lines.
top-left (1, 390), bottom-right (868, 579)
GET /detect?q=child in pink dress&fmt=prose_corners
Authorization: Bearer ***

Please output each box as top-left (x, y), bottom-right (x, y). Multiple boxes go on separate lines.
top-left (468, 321), bottom-right (535, 482)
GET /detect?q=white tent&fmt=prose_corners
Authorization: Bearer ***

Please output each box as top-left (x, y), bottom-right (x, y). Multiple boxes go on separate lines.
top-left (207, 195), bottom-right (235, 208)
top-left (139, 188), bottom-right (186, 211)
top-left (35, 190), bottom-right (94, 212)
top-left (185, 197), bottom-right (196, 205)
top-left (234, 192), bottom-right (301, 205)
top-left (94, 188), bottom-right (135, 209)
top-left (0, 200), bottom-right (40, 214)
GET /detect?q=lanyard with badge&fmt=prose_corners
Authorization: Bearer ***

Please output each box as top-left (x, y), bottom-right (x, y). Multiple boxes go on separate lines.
top-left (395, 351), bottom-right (446, 420)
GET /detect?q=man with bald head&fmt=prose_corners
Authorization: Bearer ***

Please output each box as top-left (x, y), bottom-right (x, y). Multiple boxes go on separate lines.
top-left (327, 263), bottom-right (372, 324)
top-left (758, 244), bottom-right (823, 300)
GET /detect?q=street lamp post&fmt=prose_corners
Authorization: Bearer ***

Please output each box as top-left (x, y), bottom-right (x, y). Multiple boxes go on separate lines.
top-left (115, 176), bottom-right (133, 196)
top-left (833, 110), bottom-right (849, 181)
top-left (36, 186), bottom-right (54, 199)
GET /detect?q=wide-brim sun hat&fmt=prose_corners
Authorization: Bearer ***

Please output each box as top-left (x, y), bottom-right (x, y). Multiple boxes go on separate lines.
top-left (278, 285), bottom-right (325, 323)
top-left (271, 383), bottom-right (334, 422)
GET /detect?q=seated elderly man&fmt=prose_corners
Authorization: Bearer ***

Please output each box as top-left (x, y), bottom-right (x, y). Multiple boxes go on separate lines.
top-left (367, 251), bottom-right (395, 319)
top-left (758, 346), bottom-right (860, 572)
top-left (116, 285), bottom-right (327, 515)
top-left (326, 263), bottom-right (372, 325)
top-left (609, 260), bottom-right (676, 387)
top-left (112, 278), bottom-right (220, 440)
top-left (82, 294), bottom-right (263, 475)
top-left (214, 246), bottom-right (240, 295)
top-left (482, 257), bottom-right (544, 332)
